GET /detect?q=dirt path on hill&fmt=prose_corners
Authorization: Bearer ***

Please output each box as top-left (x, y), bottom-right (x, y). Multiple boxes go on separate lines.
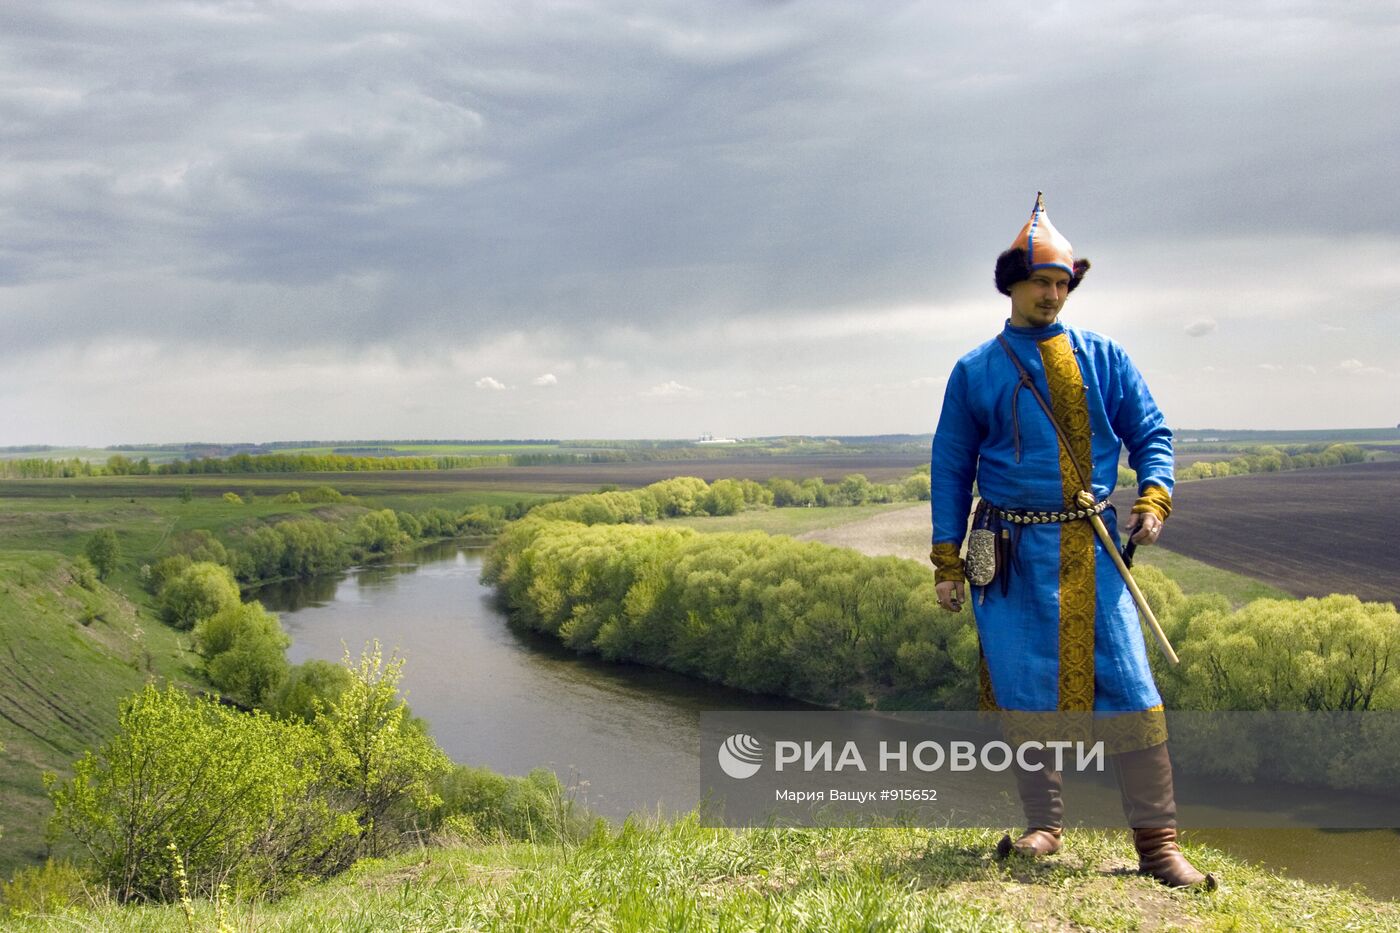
top-left (797, 503), bottom-right (932, 566)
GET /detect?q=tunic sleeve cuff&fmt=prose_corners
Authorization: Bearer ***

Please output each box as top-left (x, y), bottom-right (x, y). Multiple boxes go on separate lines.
top-left (929, 542), bottom-right (966, 584)
top-left (1132, 484), bottom-right (1172, 522)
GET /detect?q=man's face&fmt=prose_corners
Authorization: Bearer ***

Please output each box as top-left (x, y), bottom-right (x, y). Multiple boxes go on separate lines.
top-left (1009, 268), bottom-right (1072, 328)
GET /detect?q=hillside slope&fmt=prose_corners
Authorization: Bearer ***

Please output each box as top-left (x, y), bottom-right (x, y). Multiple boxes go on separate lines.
top-left (0, 552), bottom-right (194, 874)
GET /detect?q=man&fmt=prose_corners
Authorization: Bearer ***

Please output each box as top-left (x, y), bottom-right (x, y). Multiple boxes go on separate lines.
top-left (928, 193), bottom-right (1213, 889)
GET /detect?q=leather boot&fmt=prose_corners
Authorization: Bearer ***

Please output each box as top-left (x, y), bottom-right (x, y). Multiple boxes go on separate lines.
top-left (996, 745), bottom-right (1064, 858)
top-left (1112, 743), bottom-right (1216, 890)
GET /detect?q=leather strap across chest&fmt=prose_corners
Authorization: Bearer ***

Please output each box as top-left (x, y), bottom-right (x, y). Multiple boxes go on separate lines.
top-left (996, 334), bottom-right (1094, 498)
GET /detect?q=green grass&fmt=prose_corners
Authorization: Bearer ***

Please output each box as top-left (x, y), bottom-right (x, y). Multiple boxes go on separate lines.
top-left (7, 816), bottom-right (1397, 930)
top-left (658, 502), bottom-right (916, 537)
top-left (266, 443), bottom-right (570, 456)
top-left (0, 552), bottom-right (198, 877)
top-left (0, 447), bottom-right (180, 463)
top-left (1135, 547), bottom-right (1290, 606)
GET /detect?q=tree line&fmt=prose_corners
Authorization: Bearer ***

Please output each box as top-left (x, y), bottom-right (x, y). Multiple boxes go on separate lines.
top-left (485, 499), bottom-right (1400, 717)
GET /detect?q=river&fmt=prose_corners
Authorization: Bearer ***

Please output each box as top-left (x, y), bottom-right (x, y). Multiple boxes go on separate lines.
top-left (255, 541), bottom-right (1400, 900)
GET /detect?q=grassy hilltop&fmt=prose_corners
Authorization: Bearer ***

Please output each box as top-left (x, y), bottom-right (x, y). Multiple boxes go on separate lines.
top-left (7, 819), bottom-right (1400, 931)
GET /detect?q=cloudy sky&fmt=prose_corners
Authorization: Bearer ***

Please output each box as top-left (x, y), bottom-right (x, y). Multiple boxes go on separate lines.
top-left (2, 1), bottom-right (1397, 445)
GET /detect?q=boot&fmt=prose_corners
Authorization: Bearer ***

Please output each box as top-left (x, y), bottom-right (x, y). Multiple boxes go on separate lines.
top-left (1112, 743), bottom-right (1216, 890)
top-left (997, 745), bottom-right (1064, 858)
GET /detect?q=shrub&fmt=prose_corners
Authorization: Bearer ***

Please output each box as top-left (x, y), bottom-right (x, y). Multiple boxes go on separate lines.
top-left (431, 765), bottom-right (593, 844)
top-left (0, 860), bottom-right (90, 919)
top-left (193, 601), bottom-right (291, 707)
top-left (145, 554), bottom-right (193, 595)
top-left (270, 659), bottom-right (355, 723)
top-left (159, 561), bottom-right (241, 630)
top-left (84, 529), bottom-right (121, 580)
top-left (315, 643), bottom-right (453, 857)
top-left (70, 556), bottom-right (98, 590)
top-left (46, 685), bottom-right (355, 902)
top-left (354, 510), bottom-right (409, 554)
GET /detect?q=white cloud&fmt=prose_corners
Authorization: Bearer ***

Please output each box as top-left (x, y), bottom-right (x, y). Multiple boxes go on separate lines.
top-left (1257, 363), bottom-right (1282, 371)
top-left (1184, 319), bottom-right (1217, 337)
top-left (1338, 359), bottom-right (1385, 376)
top-left (531, 373), bottom-right (558, 386)
top-left (474, 376), bottom-right (507, 390)
top-left (642, 380), bottom-right (698, 398)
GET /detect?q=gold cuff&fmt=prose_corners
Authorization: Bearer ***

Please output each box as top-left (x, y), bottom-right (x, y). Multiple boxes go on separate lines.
top-left (1132, 484), bottom-right (1172, 522)
top-left (929, 542), bottom-right (966, 584)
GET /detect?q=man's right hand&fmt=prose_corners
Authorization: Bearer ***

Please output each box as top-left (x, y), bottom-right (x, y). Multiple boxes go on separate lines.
top-left (936, 580), bottom-right (966, 613)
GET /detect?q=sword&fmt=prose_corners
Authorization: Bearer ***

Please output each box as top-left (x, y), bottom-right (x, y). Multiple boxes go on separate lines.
top-left (1075, 491), bottom-right (1179, 666)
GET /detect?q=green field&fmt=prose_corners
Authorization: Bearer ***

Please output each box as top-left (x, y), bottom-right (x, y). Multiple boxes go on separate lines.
top-left (1132, 546), bottom-right (1291, 605)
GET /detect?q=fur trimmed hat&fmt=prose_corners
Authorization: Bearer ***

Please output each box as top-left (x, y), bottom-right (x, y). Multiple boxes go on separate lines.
top-left (995, 249), bottom-right (1091, 296)
top-left (995, 192), bottom-right (1090, 295)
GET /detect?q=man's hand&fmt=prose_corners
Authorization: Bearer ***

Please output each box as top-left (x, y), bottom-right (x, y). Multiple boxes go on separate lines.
top-left (1122, 510), bottom-right (1163, 546)
top-left (936, 580), bottom-right (966, 613)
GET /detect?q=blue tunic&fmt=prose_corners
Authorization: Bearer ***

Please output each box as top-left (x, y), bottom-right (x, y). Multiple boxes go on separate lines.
top-left (929, 320), bottom-right (1173, 713)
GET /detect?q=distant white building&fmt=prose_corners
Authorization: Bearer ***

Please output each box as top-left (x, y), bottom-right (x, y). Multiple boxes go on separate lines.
top-left (697, 433), bottom-right (738, 445)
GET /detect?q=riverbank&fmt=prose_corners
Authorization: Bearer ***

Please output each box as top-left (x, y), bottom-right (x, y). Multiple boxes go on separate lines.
top-left (10, 817), bottom-right (1398, 930)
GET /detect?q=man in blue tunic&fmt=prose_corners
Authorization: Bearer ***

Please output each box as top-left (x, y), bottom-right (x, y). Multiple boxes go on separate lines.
top-left (928, 194), bottom-right (1212, 888)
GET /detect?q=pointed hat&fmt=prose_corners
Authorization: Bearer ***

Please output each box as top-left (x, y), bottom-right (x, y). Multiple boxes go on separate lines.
top-left (1010, 192), bottom-right (1074, 275)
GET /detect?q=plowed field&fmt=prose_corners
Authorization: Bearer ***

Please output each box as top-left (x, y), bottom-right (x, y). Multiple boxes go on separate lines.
top-left (1113, 460), bottom-right (1400, 607)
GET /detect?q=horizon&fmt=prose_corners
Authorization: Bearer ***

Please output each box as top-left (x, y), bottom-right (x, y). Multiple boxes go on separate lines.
top-left (5, 426), bottom-right (1398, 455)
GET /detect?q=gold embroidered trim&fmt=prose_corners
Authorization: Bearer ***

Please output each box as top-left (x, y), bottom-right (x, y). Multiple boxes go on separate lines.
top-left (1132, 484), bottom-right (1173, 522)
top-left (994, 706), bottom-right (1166, 753)
top-left (978, 648), bottom-right (1000, 712)
top-left (1095, 705), bottom-right (1168, 754)
top-left (1038, 334), bottom-right (1096, 713)
top-left (928, 542), bottom-right (966, 584)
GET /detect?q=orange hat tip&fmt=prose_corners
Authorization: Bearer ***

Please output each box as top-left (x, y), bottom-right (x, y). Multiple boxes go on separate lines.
top-left (1011, 191), bottom-right (1074, 273)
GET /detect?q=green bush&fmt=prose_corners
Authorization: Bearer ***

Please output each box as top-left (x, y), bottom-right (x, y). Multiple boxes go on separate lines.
top-left (354, 509), bottom-right (410, 554)
top-left (1161, 594), bottom-right (1400, 712)
top-left (271, 659), bottom-right (355, 723)
top-left (83, 529), bottom-right (120, 581)
top-left (486, 519), bottom-right (972, 707)
top-left (145, 554), bottom-right (192, 595)
top-left (70, 555), bottom-right (98, 590)
top-left (46, 685), bottom-right (356, 902)
top-left (0, 860), bottom-right (90, 919)
top-left (431, 766), bottom-right (594, 844)
top-left (193, 601), bottom-right (291, 707)
top-left (315, 644), bottom-right (453, 857)
top-left (159, 561), bottom-right (241, 630)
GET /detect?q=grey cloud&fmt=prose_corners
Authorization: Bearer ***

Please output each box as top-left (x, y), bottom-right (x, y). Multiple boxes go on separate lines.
top-left (1, 1), bottom-right (1397, 361)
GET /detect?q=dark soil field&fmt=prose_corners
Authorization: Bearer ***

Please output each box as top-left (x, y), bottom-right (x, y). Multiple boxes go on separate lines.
top-left (1114, 460), bottom-right (1400, 607)
top-left (0, 454), bottom-right (928, 499)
